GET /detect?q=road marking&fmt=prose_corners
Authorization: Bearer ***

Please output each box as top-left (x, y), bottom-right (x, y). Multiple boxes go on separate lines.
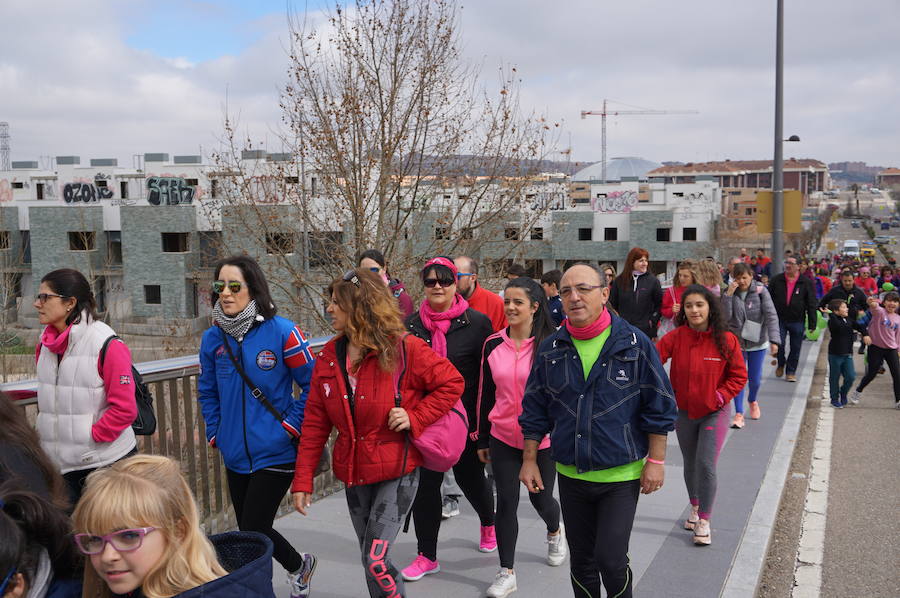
top-left (791, 374), bottom-right (833, 597)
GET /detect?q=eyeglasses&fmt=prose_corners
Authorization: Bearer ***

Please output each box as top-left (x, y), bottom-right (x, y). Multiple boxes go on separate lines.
top-left (342, 270), bottom-right (361, 287)
top-left (423, 277), bottom-right (455, 288)
top-left (367, 267), bottom-right (381, 273)
top-left (0, 568), bottom-right (16, 595)
top-left (560, 284), bottom-right (604, 299)
top-left (73, 527), bottom-right (157, 555)
top-left (212, 280), bottom-right (243, 294)
top-left (35, 293), bottom-right (68, 304)
top-left (456, 273), bottom-right (474, 278)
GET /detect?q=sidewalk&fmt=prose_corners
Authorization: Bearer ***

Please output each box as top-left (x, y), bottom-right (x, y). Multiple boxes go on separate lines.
top-left (272, 340), bottom-right (821, 598)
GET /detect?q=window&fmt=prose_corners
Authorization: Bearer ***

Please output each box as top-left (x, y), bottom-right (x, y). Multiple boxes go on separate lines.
top-left (744, 207), bottom-right (754, 216)
top-left (185, 178), bottom-right (199, 187)
top-left (21, 231), bottom-right (30, 263)
top-left (435, 227), bottom-right (450, 240)
top-left (144, 285), bottom-right (162, 305)
top-left (525, 260), bottom-right (542, 278)
top-left (265, 232), bottom-right (295, 255)
top-left (0, 231), bottom-right (8, 249)
top-left (284, 176), bottom-right (299, 184)
top-left (120, 181), bottom-right (129, 199)
top-left (683, 227), bottom-right (698, 241)
top-left (530, 227), bottom-right (544, 240)
top-left (210, 179), bottom-right (220, 199)
top-left (578, 228), bottom-right (592, 241)
top-left (443, 195), bottom-right (451, 200)
top-left (672, 192), bottom-right (684, 198)
top-left (161, 232), bottom-right (190, 253)
top-left (574, 197), bottom-right (590, 204)
top-left (604, 227), bottom-right (617, 241)
top-left (199, 232), bottom-right (222, 267)
top-left (308, 231), bottom-right (342, 268)
top-left (504, 227), bottom-right (520, 240)
top-left (310, 177), bottom-right (317, 196)
top-left (459, 227), bottom-right (474, 240)
top-left (106, 231), bottom-right (122, 264)
top-left (95, 180), bottom-right (108, 188)
top-left (68, 232), bottom-right (96, 251)
top-left (656, 228), bottom-right (671, 242)
top-left (11, 182), bottom-right (24, 189)
top-left (36, 183), bottom-right (45, 200)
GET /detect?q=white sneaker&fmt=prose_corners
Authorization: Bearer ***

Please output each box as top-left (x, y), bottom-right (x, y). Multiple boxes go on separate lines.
top-left (441, 496), bottom-right (460, 519)
top-left (848, 390), bottom-right (862, 405)
top-left (546, 527), bottom-right (567, 566)
top-left (486, 568), bottom-right (517, 598)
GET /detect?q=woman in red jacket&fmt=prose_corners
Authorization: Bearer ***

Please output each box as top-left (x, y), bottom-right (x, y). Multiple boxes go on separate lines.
top-left (656, 285), bottom-right (747, 546)
top-left (292, 269), bottom-right (463, 598)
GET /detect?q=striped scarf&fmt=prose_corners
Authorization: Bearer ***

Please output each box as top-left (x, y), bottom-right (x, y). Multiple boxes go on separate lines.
top-left (213, 299), bottom-right (260, 340)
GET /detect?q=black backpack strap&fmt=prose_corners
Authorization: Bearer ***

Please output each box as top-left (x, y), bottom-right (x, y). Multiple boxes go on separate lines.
top-left (99, 334), bottom-right (119, 367)
top-left (220, 328), bottom-right (284, 423)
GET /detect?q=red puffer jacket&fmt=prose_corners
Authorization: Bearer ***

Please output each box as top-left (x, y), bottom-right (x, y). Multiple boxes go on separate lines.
top-left (656, 326), bottom-right (747, 419)
top-left (292, 334), bottom-right (463, 493)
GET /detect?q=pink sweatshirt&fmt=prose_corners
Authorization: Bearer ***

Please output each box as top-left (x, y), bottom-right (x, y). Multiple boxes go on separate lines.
top-left (866, 304), bottom-right (900, 350)
top-left (36, 325), bottom-right (137, 443)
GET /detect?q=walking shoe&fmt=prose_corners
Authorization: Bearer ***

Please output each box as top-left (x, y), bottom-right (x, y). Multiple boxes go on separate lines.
top-left (749, 402), bottom-right (762, 420)
top-left (401, 554), bottom-right (440, 581)
top-left (775, 366), bottom-right (785, 377)
top-left (786, 374), bottom-right (797, 383)
top-left (730, 413), bottom-right (745, 429)
top-left (486, 568), bottom-right (517, 597)
top-left (547, 527), bottom-right (567, 566)
top-left (441, 496), bottom-right (460, 519)
top-left (830, 399), bottom-right (843, 409)
top-left (288, 553), bottom-right (317, 598)
top-left (479, 525), bottom-right (497, 552)
top-left (848, 390), bottom-right (861, 405)
top-left (684, 505), bottom-right (700, 531)
top-left (857, 343), bottom-right (866, 355)
top-left (840, 394), bottom-right (848, 407)
top-left (895, 401), bottom-right (900, 410)
top-left (693, 519), bottom-right (711, 546)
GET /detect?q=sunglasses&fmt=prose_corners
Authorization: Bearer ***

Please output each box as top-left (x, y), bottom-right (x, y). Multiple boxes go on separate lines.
top-left (73, 527), bottom-right (157, 555)
top-left (368, 266), bottom-right (381, 273)
top-left (212, 280), bottom-right (243, 294)
top-left (423, 277), bottom-right (455, 288)
top-left (35, 293), bottom-right (68, 304)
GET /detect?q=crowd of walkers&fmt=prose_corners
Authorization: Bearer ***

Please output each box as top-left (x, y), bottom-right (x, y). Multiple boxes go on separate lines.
top-left (2, 240), bottom-right (897, 598)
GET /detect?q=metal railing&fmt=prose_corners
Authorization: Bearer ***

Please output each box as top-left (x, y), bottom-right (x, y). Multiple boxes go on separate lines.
top-left (2, 336), bottom-right (338, 534)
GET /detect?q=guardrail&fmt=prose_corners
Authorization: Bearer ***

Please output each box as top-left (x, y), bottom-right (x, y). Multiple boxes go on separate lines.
top-left (2, 336), bottom-right (335, 534)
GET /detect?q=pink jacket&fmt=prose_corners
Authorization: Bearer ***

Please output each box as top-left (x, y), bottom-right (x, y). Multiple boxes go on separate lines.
top-left (866, 304), bottom-right (900, 350)
top-left (476, 329), bottom-right (550, 450)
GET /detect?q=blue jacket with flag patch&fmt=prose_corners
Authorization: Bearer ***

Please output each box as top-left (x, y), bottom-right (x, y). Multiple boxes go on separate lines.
top-left (198, 316), bottom-right (314, 473)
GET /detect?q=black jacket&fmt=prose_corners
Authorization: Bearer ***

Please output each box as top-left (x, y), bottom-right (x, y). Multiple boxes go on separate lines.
top-left (405, 308), bottom-right (492, 431)
top-left (818, 284), bottom-right (869, 323)
top-left (827, 313), bottom-right (867, 355)
top-left (768, 273), bottom-right (818, 328)
top-left (609, 271), bottom-right (663, 339)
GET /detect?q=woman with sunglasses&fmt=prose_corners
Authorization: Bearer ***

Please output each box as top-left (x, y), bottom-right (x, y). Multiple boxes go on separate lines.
top-left (291, 268), bottom-right (463, 597)
top-left (73, 454), bottom-right (277, 598)
top-left (197, 256), bottom-right (317, 598)
top-left (401, 257), bottom-right (496, 583)
top-left (357, 249), bottom-right (416, 318)
top-left (33, 268), bottom-right (137, 505)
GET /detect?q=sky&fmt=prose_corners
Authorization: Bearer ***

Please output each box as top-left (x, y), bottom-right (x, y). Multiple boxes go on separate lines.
top-left (1, 0), bottom-right (898, 170)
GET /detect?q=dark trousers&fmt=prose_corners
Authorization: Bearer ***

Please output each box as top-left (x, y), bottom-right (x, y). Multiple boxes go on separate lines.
top-left (558, 476), bottom-right (640, 598)
top-left (777, 320), bottom-right (806, 375)
top-left (490, 437), bottom-right (561, 569)
top-left (857, 344), bottom-right (900, 402)
top-left (412, 438), bottom-right (495, 561)
top-left (63, 446), bottom-right (137, 509)
top-left (226, 465), bottom-right (302, 572)
top-left (827, 354), bottom-right (855, 402)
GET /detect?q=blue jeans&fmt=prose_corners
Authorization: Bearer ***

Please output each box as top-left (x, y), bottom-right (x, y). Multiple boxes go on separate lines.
top-left (827, 354), bottom-right (855, 403)
top-left (734, 349), bottom-right (767, 414)
top-left (777, 321), bottom-right (806, 375)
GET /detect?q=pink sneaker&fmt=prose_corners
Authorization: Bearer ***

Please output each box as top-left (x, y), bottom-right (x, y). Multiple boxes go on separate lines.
top-left (401, 554), bottom-right (440, 581)
top-left (479, 525), bottom-right (497, 552)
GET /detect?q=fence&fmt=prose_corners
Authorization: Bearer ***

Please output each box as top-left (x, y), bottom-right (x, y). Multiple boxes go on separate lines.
top-left (2, 337), bottom-right (339, 534)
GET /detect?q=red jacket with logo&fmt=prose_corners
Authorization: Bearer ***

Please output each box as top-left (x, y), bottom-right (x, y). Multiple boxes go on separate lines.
top-left (292, 334), bottom-right (463, 493)
top-left (656, 326), bottom-right (747, 419)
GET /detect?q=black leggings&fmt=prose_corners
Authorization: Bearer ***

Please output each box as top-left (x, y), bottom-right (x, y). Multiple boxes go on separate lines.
top-left (63, 446), bottom-right (137, 509)
top-left (857, 344), bottom-right (900, 402)
top-left (490, 437), bottom-right (560, 569)
top-left (412, 437), bottom-right (495, 561)
top-left (226, 465), bottom-right (302, 572)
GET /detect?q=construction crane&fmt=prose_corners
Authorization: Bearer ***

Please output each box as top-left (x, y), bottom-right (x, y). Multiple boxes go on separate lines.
top-left (580, 99), bottom-right (698, 182)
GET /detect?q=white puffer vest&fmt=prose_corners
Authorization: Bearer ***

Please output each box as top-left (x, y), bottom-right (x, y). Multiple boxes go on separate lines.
top-left (36, 314), bottom-right (136, 474)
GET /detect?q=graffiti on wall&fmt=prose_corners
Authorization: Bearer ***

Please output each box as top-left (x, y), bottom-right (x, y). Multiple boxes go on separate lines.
top-left (147, 177), bottom-right (195, 205)
top-left (591, 190), bottom-right (638, 213)
top-left (529, 191), bottom-right (565, 212)
top-left (63, 177), bottom-right (113, 203)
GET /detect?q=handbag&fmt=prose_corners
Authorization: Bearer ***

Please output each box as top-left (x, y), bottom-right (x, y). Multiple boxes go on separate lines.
top-left (740, 319), bottom-right (762, 343)
top-left (220, 330), bottom-right (330, 475)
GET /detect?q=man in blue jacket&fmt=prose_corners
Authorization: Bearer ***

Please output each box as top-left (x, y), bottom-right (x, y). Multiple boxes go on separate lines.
top-left (519, 263), bottom-right (677, 598)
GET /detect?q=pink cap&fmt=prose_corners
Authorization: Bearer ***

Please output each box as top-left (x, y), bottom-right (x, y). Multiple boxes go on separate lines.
top-left (422, 256), bottom-right (458, 278)
top-left (860, 266), bottom-right (870, 273)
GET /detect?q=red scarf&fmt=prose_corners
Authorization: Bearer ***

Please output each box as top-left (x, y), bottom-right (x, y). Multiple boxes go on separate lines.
top-left (565, 307), bottom-right (611, 340)
top-left (419, 293), bottom-right (469, 357)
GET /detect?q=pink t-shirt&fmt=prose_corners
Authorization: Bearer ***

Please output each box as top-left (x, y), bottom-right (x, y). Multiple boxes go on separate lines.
top-left (866, 304), bottom-right (900, 350)
top-left (785, 274), bottom-right (799, 305)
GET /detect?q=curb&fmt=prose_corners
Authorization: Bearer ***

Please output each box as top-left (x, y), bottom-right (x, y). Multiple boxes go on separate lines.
top-left (721, 336), bottom-right (824, 598)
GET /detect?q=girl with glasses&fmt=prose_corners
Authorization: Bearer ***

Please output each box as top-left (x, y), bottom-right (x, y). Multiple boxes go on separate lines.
top-left (72, 454), bottom-right (277, 598)
top-left (32, 268), bottom-right (137, 505)
top-left (357, 249), bottom-right (416, 318)
top-left (198, 256), bottom-right (317, 598)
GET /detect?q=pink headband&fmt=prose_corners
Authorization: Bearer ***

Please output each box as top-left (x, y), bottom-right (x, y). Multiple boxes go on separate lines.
top-left (422, 256), bottom-right (458, 278)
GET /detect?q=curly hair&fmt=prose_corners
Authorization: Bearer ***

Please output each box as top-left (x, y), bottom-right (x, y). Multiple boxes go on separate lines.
top-left (675, 284), bottom-right (734, 360)
top-left (328, 268), bottom-right (406, 372)
top-left (695, 258), bottom-right (723, 288)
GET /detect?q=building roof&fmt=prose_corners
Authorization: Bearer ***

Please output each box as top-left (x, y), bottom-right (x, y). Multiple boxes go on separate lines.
top-left (572, 157), bottom-right (662, 182)
top-left (878, 167), bottom-right (900, 175)
top-left (648, 158), bottom-right (827, 176)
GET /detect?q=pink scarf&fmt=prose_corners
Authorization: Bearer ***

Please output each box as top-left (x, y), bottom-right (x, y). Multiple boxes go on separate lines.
top-left (419, 293), bottom-right (469, 357)
top-left (565, 307), bottom-right (612, 340)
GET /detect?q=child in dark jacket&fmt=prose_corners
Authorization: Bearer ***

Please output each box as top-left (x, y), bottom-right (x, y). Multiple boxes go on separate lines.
top-left (825, 299), bottom-right (866, 408)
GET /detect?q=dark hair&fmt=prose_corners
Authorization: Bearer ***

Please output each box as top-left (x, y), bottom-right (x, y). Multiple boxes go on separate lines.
top-left (40, 269), bottom-right (96, 326)
top-left (504, 278), bottom-right (556, 361)
top-left (0, 394), bottom-right (68, 510)
top-left (421, 265), bottom-right (455, 281)
top-left (506, 263), bottom-right (527, 278)
top-left (211, 255), bottom-right (277, 319)
top-left (675, 284), bottom-right (734, 360)
top-left (827, 298), bottom-right (846, 312)
top-left (0, 483), bottom-right (80, 593)
top-left (540, 269), bottom-right (562, 288)
top-left (732, 263), bottom-right (754, 278)
top-left (840, 269), bottom-right (854, 278)
top-left (616, 247), bottom-right (650, 290)
top-left (884, 291), bottom-right (900, 303)
top-left (357, 249), bottom-right (386, 268)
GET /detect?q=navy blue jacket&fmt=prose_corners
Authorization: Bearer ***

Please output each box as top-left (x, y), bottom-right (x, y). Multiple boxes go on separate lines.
top-left (547, 294), bottom-right (564, 326)
top-left (519, 313), bottom-right (677, 473)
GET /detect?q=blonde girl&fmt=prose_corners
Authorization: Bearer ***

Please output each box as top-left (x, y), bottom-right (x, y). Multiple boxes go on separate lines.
top-left (696, 259), bottom-right (724, 297)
